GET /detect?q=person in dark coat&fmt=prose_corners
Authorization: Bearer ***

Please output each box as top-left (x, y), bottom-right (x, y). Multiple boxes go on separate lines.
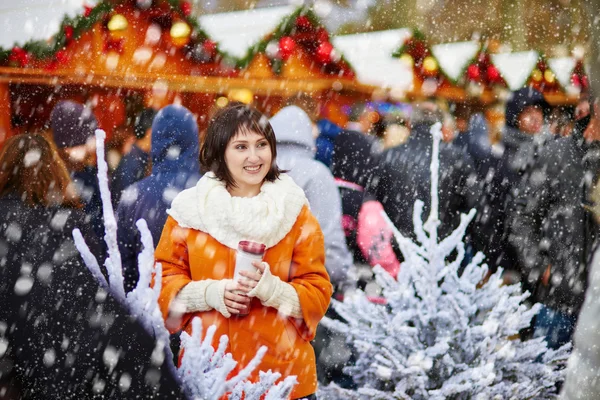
top-left (116, 104), bottom-right (201, 292)
top-left (509, 99), bottom-right (600, 348)
top-left (368, 102), bottom-right (479, 246)
top-left (0, 134), bottom-right (183, 399)
top-left (469, 88), bottom-right (551, 273)
top-left (111, 108), bottom-right (157, 205)
top-left (453, 113), bottom-right (516, 271)
top-left (50, 100), bottom-right (106, 258)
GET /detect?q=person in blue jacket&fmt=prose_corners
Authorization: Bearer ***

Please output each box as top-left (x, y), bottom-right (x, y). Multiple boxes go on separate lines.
top-left (116, 104), bottom-right (201, 292)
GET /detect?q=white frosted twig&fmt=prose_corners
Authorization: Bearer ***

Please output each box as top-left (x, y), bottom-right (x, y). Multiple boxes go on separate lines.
top-left (95, 129), bottom-right (125, 299)
top-left (424, 122), bottom-right (442, 243)
top-left (226, 346), bottom-right (268, 392)
top-left (72, 228), bottom-right (107, 288)
top-left (265, 376), bottom-right (298, 400)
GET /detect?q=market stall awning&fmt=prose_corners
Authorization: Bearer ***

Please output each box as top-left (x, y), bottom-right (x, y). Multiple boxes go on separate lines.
top-left (0, 0), bottom-right (84, 49)
top-left (199, 6), bottom-right (294, 60)
top-left (333, 29), bottom-right (413, 92)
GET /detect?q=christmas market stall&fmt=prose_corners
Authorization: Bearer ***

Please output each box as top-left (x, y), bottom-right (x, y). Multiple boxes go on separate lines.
top-left (231, 6), bottom-right (374, 127)
top-left (0, 1), bottom-right (375, 148)
top-left (0, 0), bottom-right (239, 147)
top-left (392, 29), bottom-right (587, 135)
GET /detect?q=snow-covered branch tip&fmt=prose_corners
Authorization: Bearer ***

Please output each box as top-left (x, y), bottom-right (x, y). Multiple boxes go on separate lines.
top-left (95, 128), bottom-right (125, 299)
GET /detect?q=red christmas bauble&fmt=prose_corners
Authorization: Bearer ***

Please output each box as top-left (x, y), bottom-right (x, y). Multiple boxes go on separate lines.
top-left (9, 47), bottom-right (30, 67)
top-left (316, 41), bottom-right (333, 64)
top-left (83, 5), bottom-right (93, 17)
top-left (486, 65), bottom-right (500, 82)
top-left (296, 15), bottom-right (312, 31)
top-left (467, 64), bottom-right (480, 81)
top-left (571, 73), bottom-right (581, 87)
top-left (64, 26), bottom-right (74, 41)
top-left (202, 40), bottom-right (217, 57)
top-left (181, 1), bottom-right (192, 17)
top-left (278, 36), bottom-right (296, 60)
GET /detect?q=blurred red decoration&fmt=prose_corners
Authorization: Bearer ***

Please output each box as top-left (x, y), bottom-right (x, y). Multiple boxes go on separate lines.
top-left (202, 40), bottom-right (217, 57)
top-left (486, 65), bottom-right (500, 83)
top-left (316, 41), bottom-right (333, 64)
top-left (278, 36), bottom-right (296, 60)
top-left (9, 47), bottom-right (30, 67)
top-left (181, 1), bottom-right (192, 17)
top-left (316, 28), bottom-right (329, 43)
top-left (45, 61), bottom-right (58, 71)
top-left (64, 25), bottom-right (74, 41)
top-left (537, 60), bottom-right (547, 71)
top-left (83, 5), bottom-right (93, 17)
top-left (295, 15), bottom-right (312, 31)
top-left (104, 38), bottom-right (124, 53)
top-left (571, 73), bottom-right (581, 87)
top-left (404, 38), bottom-right (428, 62)
top-left (478, 53), bottom-right (491, 67)
top-left (467, 64), bottom-right (480, 81)
top-left (55, 49), bottom-right (69, 65)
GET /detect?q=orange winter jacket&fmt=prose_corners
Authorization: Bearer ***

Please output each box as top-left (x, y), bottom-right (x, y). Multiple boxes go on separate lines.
top-left (155, 205), bottom-right (332, 399)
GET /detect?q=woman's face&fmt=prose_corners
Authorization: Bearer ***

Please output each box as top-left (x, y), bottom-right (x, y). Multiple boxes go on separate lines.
top-left (224, 128), bottom-right (272, 197)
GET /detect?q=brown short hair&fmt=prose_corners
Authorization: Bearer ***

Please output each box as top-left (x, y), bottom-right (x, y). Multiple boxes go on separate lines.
top-left (0, 134), bottom-right (80, 207)
top-left (200, 102), bottom-right (283, 188)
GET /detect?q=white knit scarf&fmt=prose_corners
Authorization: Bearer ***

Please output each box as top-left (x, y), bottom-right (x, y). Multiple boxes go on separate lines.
top-left (167, 172), bottom-right (308, 249)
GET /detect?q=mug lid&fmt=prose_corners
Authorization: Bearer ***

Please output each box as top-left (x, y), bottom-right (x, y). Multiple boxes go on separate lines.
top-left (238, 240), bottom-right (266, 255)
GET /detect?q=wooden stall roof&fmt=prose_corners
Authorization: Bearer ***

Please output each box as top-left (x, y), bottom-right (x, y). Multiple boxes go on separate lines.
top-left (0, 66), bottom-right (375, 96)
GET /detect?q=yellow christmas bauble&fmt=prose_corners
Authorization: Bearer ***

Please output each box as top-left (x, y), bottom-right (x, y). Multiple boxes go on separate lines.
top-left (108, 14), bottom-right (128, 31)
top-left (170, 22), bottom-right (191, 47)
top-left (171, 22), bottom-right (191, 39)
top-left (400, 53), bottom-right (414, 67)
top-left (544, 70), bottom-right (555, 83)
top-left (423, 56), bottom-right (438, 74)
top-left (531, 69), bottom-right (543, 82)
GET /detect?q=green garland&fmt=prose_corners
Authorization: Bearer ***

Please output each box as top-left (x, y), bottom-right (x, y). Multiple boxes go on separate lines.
top-left (235, 6), bottom-right (354, 75)
top-left (391, 28), bottom-right (426, 58)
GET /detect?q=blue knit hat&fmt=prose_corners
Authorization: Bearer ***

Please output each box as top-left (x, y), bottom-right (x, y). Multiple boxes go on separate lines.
top-left (50, 100), bottom-right (98, 148)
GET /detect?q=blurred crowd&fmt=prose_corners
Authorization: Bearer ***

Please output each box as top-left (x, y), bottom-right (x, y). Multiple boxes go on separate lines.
top-left (1, 86), bottom-right (600, 395)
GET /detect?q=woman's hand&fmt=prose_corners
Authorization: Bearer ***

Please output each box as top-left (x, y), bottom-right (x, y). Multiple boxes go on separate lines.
top-left (223, 281), bottom-right (251, 315)
top-left (238, 261), bottom-right (265, 292)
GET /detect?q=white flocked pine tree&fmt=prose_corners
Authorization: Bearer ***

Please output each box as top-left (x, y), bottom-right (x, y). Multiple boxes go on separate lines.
top-left (73, 129), bottom-right (296, 400)
top-left (320, 123), bottom-right (571, 400)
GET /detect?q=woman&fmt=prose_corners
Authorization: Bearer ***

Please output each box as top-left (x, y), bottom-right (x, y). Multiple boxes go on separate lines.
top-left (0, 134), bottom-right (183, 398)
top-left (156, 103), bottom-right (332, 399)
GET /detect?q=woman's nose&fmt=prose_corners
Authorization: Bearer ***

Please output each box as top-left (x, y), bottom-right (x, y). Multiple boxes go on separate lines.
top-left (247, 148), bottom-right (260, 161)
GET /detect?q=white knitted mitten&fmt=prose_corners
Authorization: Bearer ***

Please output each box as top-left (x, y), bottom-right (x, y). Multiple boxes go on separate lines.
top-left (247, 263), bottom-right (302, 318)
top-left (176, 279), bottom-right (232, 318)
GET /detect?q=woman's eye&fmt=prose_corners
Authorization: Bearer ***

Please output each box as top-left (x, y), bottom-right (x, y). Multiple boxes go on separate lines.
top-left (236, 145), bottom-right (246, 150)
top-left (258, 142), bottom-right (268, 148)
